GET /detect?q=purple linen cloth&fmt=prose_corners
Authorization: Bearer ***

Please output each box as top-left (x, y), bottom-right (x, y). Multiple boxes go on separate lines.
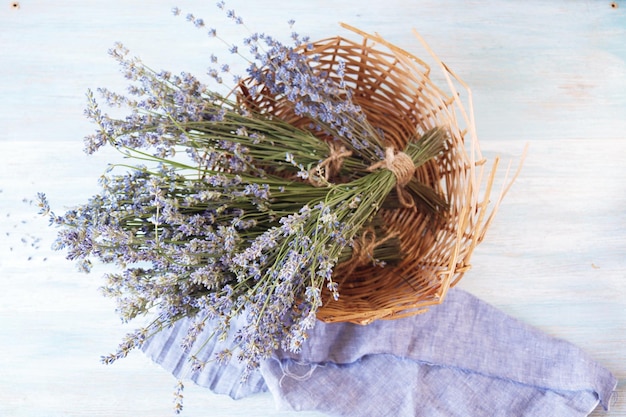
top-left (141, 288), bottom-right (617, 416)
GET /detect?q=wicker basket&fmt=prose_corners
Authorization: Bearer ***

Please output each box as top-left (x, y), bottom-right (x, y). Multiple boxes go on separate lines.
top-left (239, 24), bottom-right (514, 325)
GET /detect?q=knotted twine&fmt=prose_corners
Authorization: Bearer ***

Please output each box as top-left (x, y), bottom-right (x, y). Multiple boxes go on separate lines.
top-left (310, 145), bottom-right (416, 279)
top-left (367, 147), bottom-right (417, 209)
top-left (335, 227), bottom-right (400, 284)
top-left (350, 227), bottom-right (398, 267)
top-left (308, 144), bottom-right (416, 210)
top-left (308, 142), bottom-right (353, 187)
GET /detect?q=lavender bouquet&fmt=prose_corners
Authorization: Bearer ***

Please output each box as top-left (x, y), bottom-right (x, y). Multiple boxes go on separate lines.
top-left (38, 5), bottom-right (449, 381)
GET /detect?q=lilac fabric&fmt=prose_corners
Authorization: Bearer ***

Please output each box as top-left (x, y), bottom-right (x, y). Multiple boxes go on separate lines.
top-left (141, 288), bottom-right (617, 416)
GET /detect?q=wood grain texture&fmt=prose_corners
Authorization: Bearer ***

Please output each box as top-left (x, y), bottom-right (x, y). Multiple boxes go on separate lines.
top-left (0, 0), bottom-right (624, 415)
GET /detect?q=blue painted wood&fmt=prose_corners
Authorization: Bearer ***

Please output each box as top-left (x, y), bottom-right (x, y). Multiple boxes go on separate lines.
top-left (1, 0), bottom-right (624, 415)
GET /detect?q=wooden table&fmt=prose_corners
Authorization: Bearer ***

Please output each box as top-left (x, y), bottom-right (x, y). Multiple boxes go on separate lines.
top-left (1, 1), bottom-right (624, 415)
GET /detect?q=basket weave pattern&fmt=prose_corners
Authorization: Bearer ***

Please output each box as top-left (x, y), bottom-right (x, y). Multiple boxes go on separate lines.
top-left (240, 26), bottom-right (498, 325)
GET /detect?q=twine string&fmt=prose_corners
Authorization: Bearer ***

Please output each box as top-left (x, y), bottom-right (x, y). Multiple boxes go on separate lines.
top-left (368, 147), bottom-right (416, 208)
top-left (308, 143), bottom-right (353, 187)
top-left (337, 227), bottom-right (400, 281)
top-left (351, 228), bottom-right (378, 267)
top-left (352, 227), bottom-right (399, 265)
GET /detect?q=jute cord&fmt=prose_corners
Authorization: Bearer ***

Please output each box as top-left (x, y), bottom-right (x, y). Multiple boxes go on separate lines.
top-left (337, 227), bottom-right (400, 280)
top-left (368, 147), bottom-right (417, 208)
top-left (308, 143), bottom-right (353, 187)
